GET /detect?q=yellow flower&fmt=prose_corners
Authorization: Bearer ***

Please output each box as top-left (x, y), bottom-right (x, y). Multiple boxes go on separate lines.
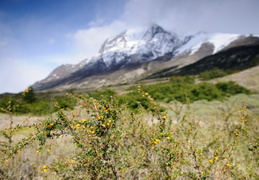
top-left (42, 165), bottom-right (47, 169)
top-left (151, 146), bottom-right (154, 149)
top-left (214, 157), bottom-right (218, 160)
top-left (81, 119), bottom-right (87, 123)
top-left (201, 171), bottom-right (204, 175)
top-left (76, 124), bottom-right (81, 129)
top-left (226, 163), bottom-right (231, 167)
top-left (90, 126), bottom-right (94, 129)
top-left (209, 159), bottom-right (213, 163)
top-left (154, 139), bottom-right (161, 144)
top-left (36, 149), bottom-right (41, 153)
top-left (47, 123), bottom-right (54, 128)
top-left (5, 159), bottom-right (8, 163)
top-left (137, 85), bottom-right (141, 88)
top-left (166, 137), bottom-right (171, 140)
top-left (101, 124), bottom-right (106, 127)
top-left (91, 131), bottom-right (95, 134)
top-left (43, 169), bottom-right (47, 172)
top-left (162, 115), bottom-right (167, 119)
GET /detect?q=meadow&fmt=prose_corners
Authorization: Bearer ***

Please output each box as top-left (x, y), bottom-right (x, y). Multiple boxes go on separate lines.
top-left (0, 75), bottom-right (258, 179)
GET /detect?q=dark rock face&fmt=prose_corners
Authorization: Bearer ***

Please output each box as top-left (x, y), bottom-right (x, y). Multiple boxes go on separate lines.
top-left (172, 44), bottom-right (259, 76)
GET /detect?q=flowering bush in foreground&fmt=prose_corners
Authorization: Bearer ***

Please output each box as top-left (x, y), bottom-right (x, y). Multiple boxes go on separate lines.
top-left (0, 87), bottom-right (258, 179)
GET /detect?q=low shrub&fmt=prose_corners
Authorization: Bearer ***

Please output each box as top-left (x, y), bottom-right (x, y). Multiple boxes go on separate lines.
top-left (198, 68), bottom-right (237, 80)
top-left (0, 86), bottom-right (258, 179)
top-left (216, 81), bottom-right (250, 95)
top-left (130, 77), bottom-right (249, 103)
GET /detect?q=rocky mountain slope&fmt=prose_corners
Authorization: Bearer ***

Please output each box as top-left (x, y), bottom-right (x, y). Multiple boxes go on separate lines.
top-left (32, 25), bottom-right (259, 91)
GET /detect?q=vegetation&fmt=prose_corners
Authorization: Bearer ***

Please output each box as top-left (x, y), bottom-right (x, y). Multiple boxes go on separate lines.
top-left (199, 68), bottom-right (238, 80)
top-left (0, 77), bottom-right (250, 115)
top-left (0, 81), bottom-right (258, 179)
top-left (0, 87), bottom-right (75, 115)
top-left (125, 76), bottom-right (249, 104)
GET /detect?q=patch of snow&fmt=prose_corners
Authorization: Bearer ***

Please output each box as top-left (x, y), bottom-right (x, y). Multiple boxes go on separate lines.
top-left (175, 32), bottom-right (209, 55)
top-left (208, 33), bottom-right (240, 54)
top-left (182, 33), bottom-right (241, 55)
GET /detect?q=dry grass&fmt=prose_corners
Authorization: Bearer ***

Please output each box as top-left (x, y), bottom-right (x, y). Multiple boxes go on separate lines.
top-left (213, 66), bottom-right (259, 92)
top-left (1, 68), bottom-right (259, 179)
top-left (1, 91), bottom-right (259, 179)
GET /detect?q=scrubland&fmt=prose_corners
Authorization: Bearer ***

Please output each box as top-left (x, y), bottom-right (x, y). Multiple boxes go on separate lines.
top-left (0, 76), bottom-right (258, 179)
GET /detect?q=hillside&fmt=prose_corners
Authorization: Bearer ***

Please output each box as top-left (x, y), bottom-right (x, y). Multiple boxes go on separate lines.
top-left (32, 25), bottom-right (259, 92)
top-left (213, 65), bottom-right (259, 92)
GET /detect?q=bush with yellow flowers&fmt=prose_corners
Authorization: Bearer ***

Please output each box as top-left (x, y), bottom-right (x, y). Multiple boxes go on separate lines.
top-left (0, 86), bottom-right (258, 179)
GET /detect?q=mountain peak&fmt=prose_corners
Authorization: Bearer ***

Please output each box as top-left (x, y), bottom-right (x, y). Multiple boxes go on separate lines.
top-left (98, 25), bottom-right (181, 56)
top-left (149, 24), bottom-right (166, 34)
top-left (32, 25), bottom-right (259, 91)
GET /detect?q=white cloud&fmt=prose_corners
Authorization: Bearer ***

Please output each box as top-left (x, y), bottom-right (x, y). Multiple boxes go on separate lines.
top-left (121, 0), bottom-right (259, 34)
top-left (70, 20), bottom-right (127, 59)
top-left (88, 17), bottom-right (105, 27)
top-left (0, 58), bottom-right (52, 93)
top-left (68, 0), bottom-right (259, 64)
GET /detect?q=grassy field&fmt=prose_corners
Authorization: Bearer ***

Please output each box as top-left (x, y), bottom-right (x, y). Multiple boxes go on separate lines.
top-left (0, 68), bottom-right (259, 179)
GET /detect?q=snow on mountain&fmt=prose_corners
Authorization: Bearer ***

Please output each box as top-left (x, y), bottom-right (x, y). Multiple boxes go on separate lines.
top-left (93, 25), bottom-right (186, 67)
top-left (32, 25), bottom-right (259, 91)
top-left (175, 32), bottom-right (209, 55)
top-left (176, 32), bottom-right (259, 57)
top-left (190, 33), bottom-right (241, 54)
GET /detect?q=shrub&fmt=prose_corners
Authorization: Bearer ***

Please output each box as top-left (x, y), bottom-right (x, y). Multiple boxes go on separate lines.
top-left (216, 81), bottom-right (250, 95)
top-left (89, 89), bottom-right (117, 100)
top-left (190, 83), bottom-right (224, 101)
top-left (22, 87), bottom-right (36, 103)
top-left (1, 87), bottom-right (258, 179)
top-left (134, 77), bottom-right (237, 103)
top-left (15, 100), bottom-right (53, 115)
top-left (54, 96), bottom-right (75, 111)
top-left (199, 68), bottom-right (229, 80)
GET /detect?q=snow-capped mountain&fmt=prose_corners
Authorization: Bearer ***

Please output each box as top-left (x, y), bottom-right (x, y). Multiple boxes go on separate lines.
top-left (32, 25), bottom-right (259, 91)
top-left (97, 25), bottom-right (188, 66)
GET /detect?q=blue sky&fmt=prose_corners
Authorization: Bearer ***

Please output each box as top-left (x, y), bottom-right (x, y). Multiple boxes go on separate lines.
top-left (0, 0), bottom-right (259, 93)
